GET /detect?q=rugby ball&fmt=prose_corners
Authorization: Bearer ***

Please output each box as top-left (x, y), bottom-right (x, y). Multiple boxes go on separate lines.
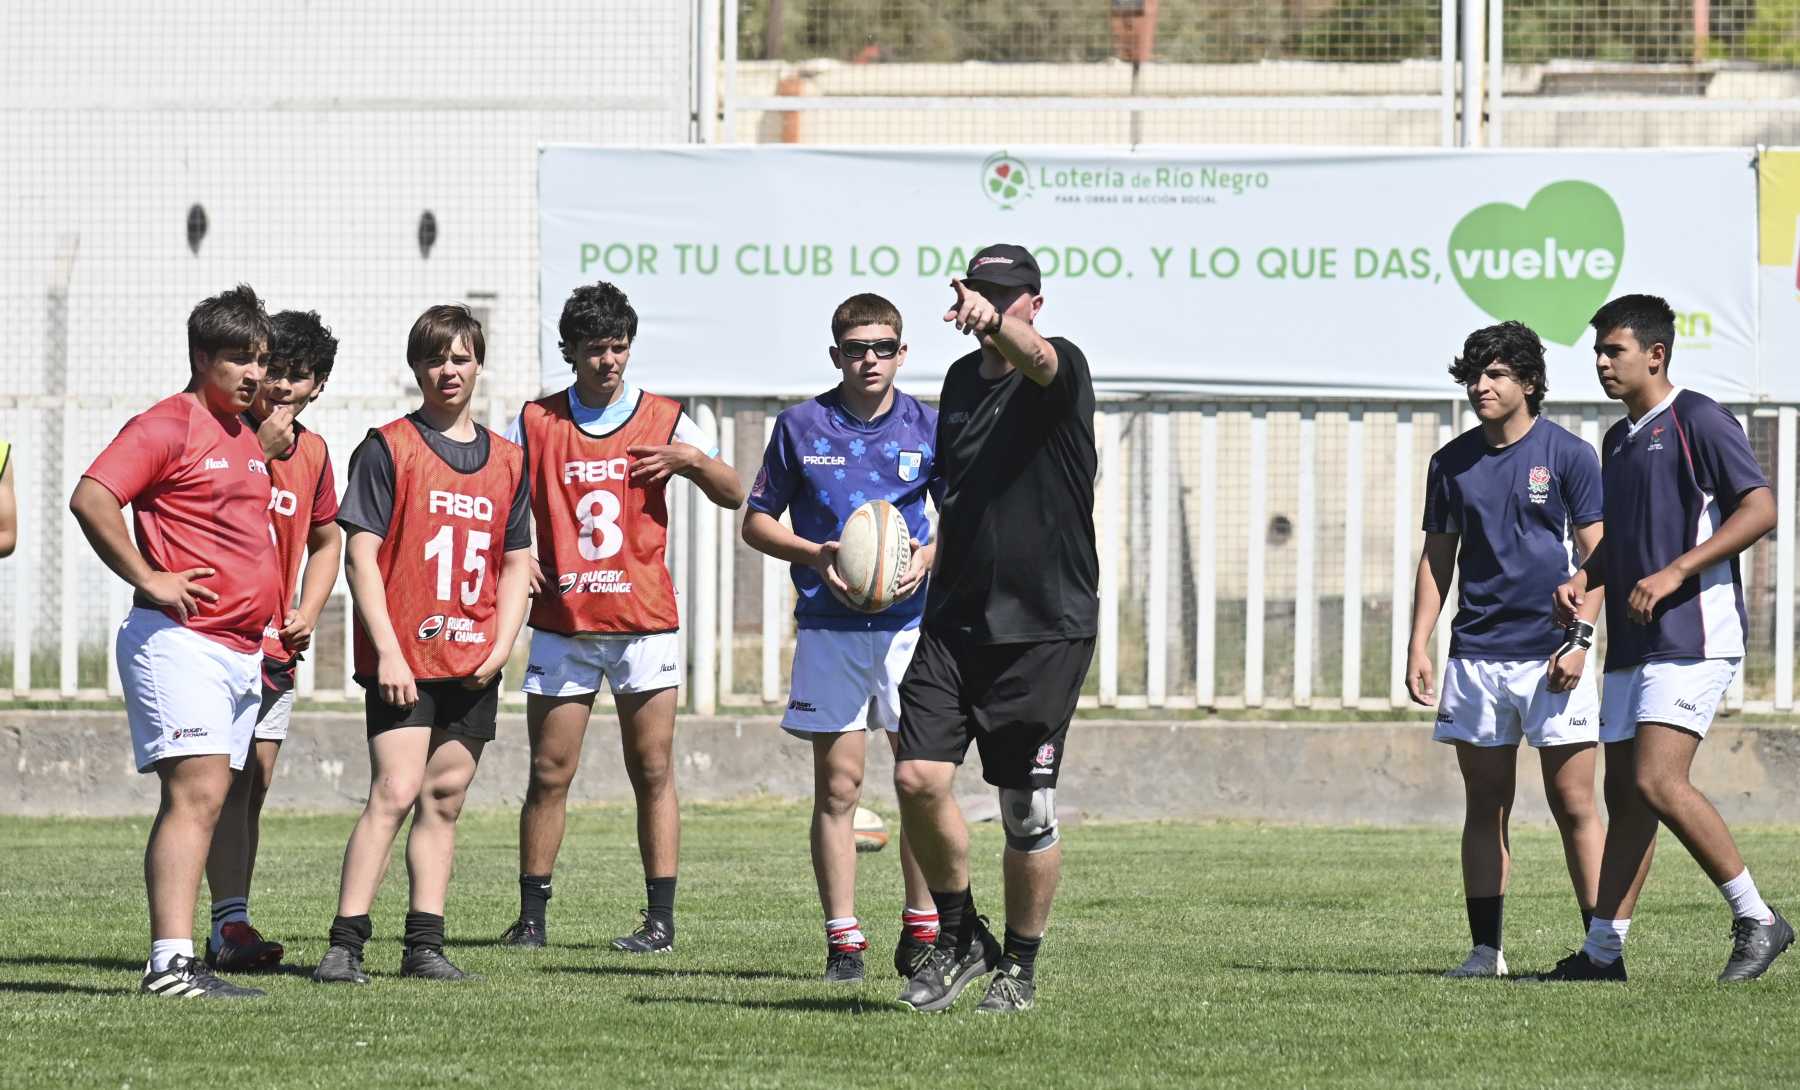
top-left (853, 806), bottom-right (889, 853)
top-left (833, 499), bottom-right (911, 613)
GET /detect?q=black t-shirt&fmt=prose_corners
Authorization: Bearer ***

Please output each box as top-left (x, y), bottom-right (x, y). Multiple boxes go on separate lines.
top-left (925, 337), bottom-right (1098, 644)
top-left (336, 412), bottom-right (532, 551)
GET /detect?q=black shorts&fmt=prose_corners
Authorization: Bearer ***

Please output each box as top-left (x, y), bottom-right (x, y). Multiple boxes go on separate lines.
top-left (365, 677), bottom-right (501, 741)
top-left (897, 630), bottom-right (1094, 789)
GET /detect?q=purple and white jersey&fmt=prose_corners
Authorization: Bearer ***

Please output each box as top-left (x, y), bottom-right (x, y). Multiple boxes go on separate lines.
top-left (748, 389), bottom-right (940, 631)
top-left (1599, 387), bottom-right (1768, 671)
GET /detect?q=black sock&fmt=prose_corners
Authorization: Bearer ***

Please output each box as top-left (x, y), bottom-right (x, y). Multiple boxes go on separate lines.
top-left (1582, 908), bottom-right (1595, 935)
top-left (329, 914), bottom-right (372, 958)
top-left (1466, 895), bottom-right (1504, 950)
top-left (646, 876), bottom-right (677, 930)
top-left (930, 887), bottom-right (973, 950)
top-left (1001, 927), bottom-right (1043, 978)
top-left (520, 874), bottom-right (553, 927)
top-left (404, 911), bottom-right (446, 954)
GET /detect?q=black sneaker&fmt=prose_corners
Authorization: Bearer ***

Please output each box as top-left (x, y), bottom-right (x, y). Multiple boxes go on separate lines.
top-left (501, 918), bottom-right (546, 948)
top-left (400, 946), bottom-right (476, 981)
top-left (894, 932), bottom-right (934, 980)
top-left (1719, 908), bottom-right (1794, 982)
top-left (205, 921), bottom-right (285, 972)
top-left (140, 954), bottom-right (265, 999)
top-left (1517, 950), bottom-right (1627, 983)
top-left (611, 911), bottom-right (674, 954)
top-left (825, 948), bottom-right (866, 984)
top-left (311, 944), bottom-right (372, 985)
top-left (975, 962), bottom-right (1036, 1014)
top-left (896, 919), bottom-right (1002, 1013)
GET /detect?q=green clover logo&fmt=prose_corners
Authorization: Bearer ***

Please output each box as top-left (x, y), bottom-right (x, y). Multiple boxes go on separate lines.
top-left (982, 152), bottom-right (1030, 210)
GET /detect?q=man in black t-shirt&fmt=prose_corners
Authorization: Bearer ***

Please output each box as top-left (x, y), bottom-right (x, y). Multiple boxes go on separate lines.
top-left (894, 244), bottom-right (1098, 1014)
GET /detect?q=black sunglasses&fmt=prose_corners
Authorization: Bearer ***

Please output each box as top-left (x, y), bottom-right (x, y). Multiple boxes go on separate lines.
top-left (837, 338), bottom-right (900, 360)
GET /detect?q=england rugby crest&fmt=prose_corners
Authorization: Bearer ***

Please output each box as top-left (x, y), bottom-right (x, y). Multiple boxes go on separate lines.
top-left (1527, 465), bottom-right (1550, 505)
top-left (898, 450), bottom-right (923, 482)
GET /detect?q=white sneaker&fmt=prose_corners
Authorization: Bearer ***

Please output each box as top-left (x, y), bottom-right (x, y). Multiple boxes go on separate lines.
top-left (1444, 944), bottom-right (1508, 978)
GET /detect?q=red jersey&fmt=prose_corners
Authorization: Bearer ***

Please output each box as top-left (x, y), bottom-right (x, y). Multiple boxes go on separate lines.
top-left (522, 389), bottom-right (681, 635)
top-left (83, 393), bottom-right (280, 654)
top-left (351, 418), bottom-right (524, 682)
top-left (263, 423), bottom-right (339, 661)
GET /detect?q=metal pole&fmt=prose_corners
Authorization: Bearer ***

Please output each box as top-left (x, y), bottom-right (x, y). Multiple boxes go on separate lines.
top-left (1459, 0), bottom-right (1483, 146)
top-left (721, 0), bottom-right (739, 142)
top-left (1486, 0), bottom-right (1504, 146)
top-left (696, 0), bottom-right (720, 143)
top-left (1440, 0), bottom-right (1457, 147)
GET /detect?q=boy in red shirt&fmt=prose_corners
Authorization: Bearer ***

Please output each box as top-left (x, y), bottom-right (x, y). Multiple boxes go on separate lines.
top-left (313, 305), bottom-right (533, 984)
top-left (71, 284), bottom-right (279, 999)
top-left (500, 282), bottom-right (743, 953)
top-left (203, 309), bottom-right (343, 972)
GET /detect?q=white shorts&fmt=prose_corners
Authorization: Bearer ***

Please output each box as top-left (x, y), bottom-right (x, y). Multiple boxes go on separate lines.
top-left (254, 688), bottom-right (295, 742)
top-left (1600, 658), bottom-right (1740, 741)
top-left (782, 626), bottom-right (920, 735)
top-left (521, 629), bottom-right (683, 697)
top-left (1433, 657), bottom-right (1607, 748)
top-left (117, 608), bottom-right (261, 773)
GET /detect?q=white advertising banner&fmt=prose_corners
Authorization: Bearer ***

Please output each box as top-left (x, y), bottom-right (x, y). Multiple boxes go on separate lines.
top-left (539, 146), bottom-right (1759, 402)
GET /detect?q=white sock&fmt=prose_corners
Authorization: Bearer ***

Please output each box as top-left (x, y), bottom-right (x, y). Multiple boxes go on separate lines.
top-left (148, 938), bottom-right (194, 973)
top-left (1580, 917), bottom-right (1631, 965)
top-left (1719, 869), bottom-right (1774, 924)
top-left (825, 916), bottom-right (867, 952)
top-left (211, 897), bottom-right (249, 947)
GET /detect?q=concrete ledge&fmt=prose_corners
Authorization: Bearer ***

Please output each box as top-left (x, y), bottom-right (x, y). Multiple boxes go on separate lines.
top-left (4, 709), bottom-right (1800, 823)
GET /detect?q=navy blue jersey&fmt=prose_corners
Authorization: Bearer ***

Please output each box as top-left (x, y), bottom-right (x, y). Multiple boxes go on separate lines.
top-left (1599, 388), bottom-right (1767, 671)
top-left (1423, 418), bottom-right (1603, 660)
top-left (748, 388), bottom-right (940, 631)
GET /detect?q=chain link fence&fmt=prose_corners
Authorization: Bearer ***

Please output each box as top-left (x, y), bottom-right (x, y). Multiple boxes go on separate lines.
top-left (726, 0), bottom-right (1454, 146)
top-left (0, 1), bottom-right (695, 693)
top-left (3, 2), bottom-right (1796, 710)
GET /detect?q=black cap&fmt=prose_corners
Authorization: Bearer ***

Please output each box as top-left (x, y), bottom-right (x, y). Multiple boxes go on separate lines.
top-left (964, 244), bottom-right (1041, 293)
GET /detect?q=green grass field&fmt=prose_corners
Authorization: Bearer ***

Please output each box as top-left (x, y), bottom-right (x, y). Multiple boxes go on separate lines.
top-left (2, 806), bottom-right (1798, 1089)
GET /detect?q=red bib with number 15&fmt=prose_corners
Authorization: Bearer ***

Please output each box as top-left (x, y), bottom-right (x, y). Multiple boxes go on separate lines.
top-left (521, 390), bottom-right (681, 636)
top-left (352, 419), bottom-right (523, 682)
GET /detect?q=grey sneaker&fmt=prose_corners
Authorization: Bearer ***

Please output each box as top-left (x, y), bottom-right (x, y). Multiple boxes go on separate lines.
top-left (141, 954), bottom-right (265, 999)
top-left (825, 948), bottom-right (865, 984)
top-left (1719, 908), bottom-right (1794, 982)
top-left (896, 919), bottom-right (1001, 1013)
top-left (975, 962), bottom-right (1036, 1014)
top-left (399, 946), bottom-right (476, 982)
top-left (311, 944), bottom-right (371, 985)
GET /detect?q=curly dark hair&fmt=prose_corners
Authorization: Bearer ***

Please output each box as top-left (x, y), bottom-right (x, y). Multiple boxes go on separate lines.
top-left (1449, 320), bottom-right (1548, 415)
top-left (559, 281), bottom-right (638, 360)
top-left (187, 283), bottom-right (272, 364)
top-left (1590, 293), bottom-right (1676, 369)
top-left (268, 309), bottom-right (339, 381)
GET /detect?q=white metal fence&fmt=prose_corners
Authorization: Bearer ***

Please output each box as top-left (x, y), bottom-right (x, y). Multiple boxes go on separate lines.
top-left (6, 394), bottom-right (1795, 715)
top-left (5, 1), bottom-right (1799, 714)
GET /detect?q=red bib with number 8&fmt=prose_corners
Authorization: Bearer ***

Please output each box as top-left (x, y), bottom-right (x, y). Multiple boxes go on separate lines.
top-left (353, 418), bottom-right (523, 682)
top-left (521, 390), bottom-right (682, 636)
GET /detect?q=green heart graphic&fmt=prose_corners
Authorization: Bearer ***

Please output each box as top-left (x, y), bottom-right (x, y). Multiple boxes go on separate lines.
top-left (1447, 180), bottom-right (1624, 345)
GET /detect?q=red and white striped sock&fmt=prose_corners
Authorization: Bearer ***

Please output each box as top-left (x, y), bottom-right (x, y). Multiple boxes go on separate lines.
top-left (826, 916), bottom-right (868, 953)
top-left (902, 907), bottom-right (940, 945)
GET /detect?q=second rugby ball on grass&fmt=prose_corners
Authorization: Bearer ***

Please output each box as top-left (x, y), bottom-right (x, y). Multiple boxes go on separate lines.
top-left (833, 499), bottom-right (911, 613)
